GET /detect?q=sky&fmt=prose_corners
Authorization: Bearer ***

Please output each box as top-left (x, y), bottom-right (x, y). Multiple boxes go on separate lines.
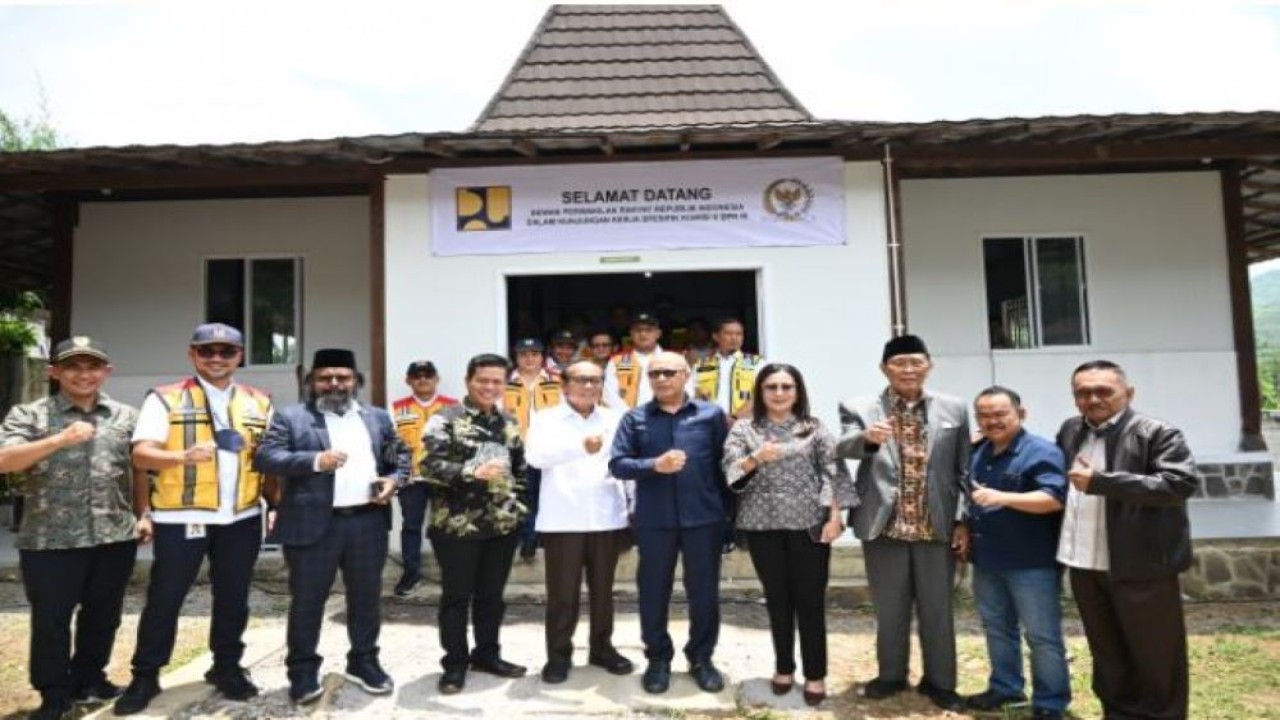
top-left (1, 0), bottom-right (1279, 150)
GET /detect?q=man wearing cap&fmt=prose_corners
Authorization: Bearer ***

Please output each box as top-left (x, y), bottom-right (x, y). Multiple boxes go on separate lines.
top-left (116, 323), bottom-right (274, 715)
top-left (586, 330), bottom-right (616, 370)
top-left (835, 334), bottom-right (970, 712)
top-left (690, 317), bottom-right (764, 424)
top-left (545, 330), bottom-right (580, 380)
top-left (505, 338), bottom-right (562, 560)
top-left (0, 338), bottom-right (139, 720)
top-left (422, 353), bottom-right (530, 695)
top-left (602, 311), bottom-right (665, 410)
top-left (390, 360), bottom-right (458, 597)
top-left (253, 348), bottom-right (408, 704)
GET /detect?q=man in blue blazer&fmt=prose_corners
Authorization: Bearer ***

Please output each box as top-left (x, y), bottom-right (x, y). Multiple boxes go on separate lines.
top-left (253, 349), bottom-right (408, 705)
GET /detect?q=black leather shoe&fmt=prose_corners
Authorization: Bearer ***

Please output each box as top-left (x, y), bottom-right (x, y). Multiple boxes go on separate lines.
top-left (587, 651), bottom-right (634, 675)
top-left (641, 660), bottom-right (671, 694)
top-left (112, 676), bottom-right (161, 716)
top-left (861, 677), bottom-right (907, 699)
top-left (689, 661), bottom-right (724, 692)
top-left (204, 665), bottom-right (259, 701)
top-left (345, 660), bottom-right (394, 695)
top-left (918, 680), bottom-right (964, 711)
top-left (288, 674), bottom-right (323, 705)
top-left (470, 657), bottom-right (527, 678)
top-left (540, 658), bottom-right (570, 684)
top-left (393, 573), bottom-right (420, 597)
top-left (965, 688), bottom-right (1028, 711)
top-left (70, 676), bottom-right (122, 704)
top-left (30, 695), bottom-right (71, 720)
top-left (438, 668), bottom-right (466, 694)
top-left (519, 537), bottom-right (538, 560)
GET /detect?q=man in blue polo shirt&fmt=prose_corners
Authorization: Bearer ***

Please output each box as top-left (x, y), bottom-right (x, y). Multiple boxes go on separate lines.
top-left (964, 386), bottom-right (1070, 720)
top-left (609, 351), bottom-right (730, 696)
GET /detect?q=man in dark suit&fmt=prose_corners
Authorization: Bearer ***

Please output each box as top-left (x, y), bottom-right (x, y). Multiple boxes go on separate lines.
top-left (1056, 360), bottom-right (1197, 719)
top-left (253, 349), bottom-right (408, 705)
top-left (836, 334), bottom-right (969, 711)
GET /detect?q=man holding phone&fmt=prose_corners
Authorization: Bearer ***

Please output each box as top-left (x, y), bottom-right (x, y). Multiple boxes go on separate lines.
top-left (116, 323), bottom-right (274, 715)
top-left (253, 348), bottom-right (407, 704)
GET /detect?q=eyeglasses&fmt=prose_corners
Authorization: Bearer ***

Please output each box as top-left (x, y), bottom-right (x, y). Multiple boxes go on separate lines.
top-left (647, 369), bottom-right (682, 379)
top-left (567, 376), bottom-right (603, 385)
top-left (194, 345), bottom-right (240, 359)
top-left (1073, 387), bottom-right (1119, 400)
top-left (762, 383), bottom-right (796, 393)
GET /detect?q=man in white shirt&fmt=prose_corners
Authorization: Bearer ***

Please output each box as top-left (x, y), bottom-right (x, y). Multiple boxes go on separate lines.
top-left (689, 317), bottom-right (764, 423)
top-left (116, 323), bottom-right (273, 715)
top-left (253, 349), bottom-right (408, 705)
top-left (525, 360), bottom-right (634, 684)
top-left (602, 312), bottom-right (664, 410)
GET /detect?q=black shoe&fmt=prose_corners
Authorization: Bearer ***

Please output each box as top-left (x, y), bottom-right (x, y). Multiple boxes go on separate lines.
top-left (540, 658), bottom-right (571, 684)
top-left (965, 688), bottom-right (1028, 711)
top-left (345, 660), bottom-right (394, 695)
top-left (641, 660), bottom-right (671, 694)
top-left (689, 660), bottom-right (725, 692)
top-left (1032, 709), bottom-right (1065, 720)
top-left (393, 573), bottom-right (420, 597)
top-left (587, 651), bottom-right (634, 676)
top-left (918, 680), bottom-right (965, 711)
top-left (204, 665), bottom-right (259, 701)
top-left (70, 676), bottom-right (122, 704)
top-left (288, 674), bottom-right (323, 705)
top-left (438, 668), bottom-right (466, 694)
top-left (519, 537), bottom-right (538, 560)
top-left (861, 677), bottom-right (907, 699)
top-left (470, 657), bottom-right (527, 678)
top-left (112, 676), bottom-right (161, 716)
top-left (31, 695), bottom-right (71, 720)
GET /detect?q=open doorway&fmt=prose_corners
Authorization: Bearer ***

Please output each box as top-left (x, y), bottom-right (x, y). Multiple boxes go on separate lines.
top-left (505, 270), bottom-right (761, 354)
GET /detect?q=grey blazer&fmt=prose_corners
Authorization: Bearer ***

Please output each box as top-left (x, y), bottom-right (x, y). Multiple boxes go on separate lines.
top-left (836, 390), bottom-right (970, 542)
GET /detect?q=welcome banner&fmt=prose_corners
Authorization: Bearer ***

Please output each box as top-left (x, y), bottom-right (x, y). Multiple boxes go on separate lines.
top-left (429, 157), bottom-right (846, 256)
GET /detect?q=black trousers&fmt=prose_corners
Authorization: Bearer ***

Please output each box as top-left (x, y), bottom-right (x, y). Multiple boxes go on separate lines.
top-left (634, 521), bottom-right (724, 663)
top-left (541, 529), bottom-right (628, 662)
top-left (431, 532), bottom-right (519, 671)
top-left (283, 508), bottom-right (388, 680)
top-left (397, 483), bottom-right (430, 579)
top-left (1070, 568), bottom-right (1188, 719)
top-left (20, 540), bottom-right (136, 699)
top-left (132, 515), bottom-right (261, 675)
top-left (744, 529), bottom-right (831, 680)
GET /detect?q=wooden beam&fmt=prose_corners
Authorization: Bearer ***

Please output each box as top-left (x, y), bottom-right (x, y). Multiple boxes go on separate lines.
top-left (1221, 162), bottom-right (1265, 448)
top-left (423, 141), bottom-right (456, 158)
top-left (512, 140), bottom-right (538, 158)
top-left (0, 165), bottom-right (375, 192)
top-left (1245, 227), bottom-right (1280, 244)
top-left (757, 133), bottom-right (783, 151)
top-left (1242, 178), bottom-right (1280, 193)
top-left (368, 176), bottom-right (386, 407)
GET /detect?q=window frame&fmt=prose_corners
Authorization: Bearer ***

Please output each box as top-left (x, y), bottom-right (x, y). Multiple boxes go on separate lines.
top-left (982, 233), bottom-right (1092, 353)
top-left (202, 254), bottom-right (305, 369)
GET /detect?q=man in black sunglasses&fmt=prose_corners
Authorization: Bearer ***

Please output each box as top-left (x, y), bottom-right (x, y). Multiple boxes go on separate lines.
top-left (116, 323), bottom-right (274, 715)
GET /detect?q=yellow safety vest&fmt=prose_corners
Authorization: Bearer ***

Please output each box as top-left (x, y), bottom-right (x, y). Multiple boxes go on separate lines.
top-left (392, 394), bottom-right (458, 476)
top-left (694, 352), bottom-right (764, 416)
top-left (150, 378), bottom-right (272, 512)
top-left (503, 376), bottom-right (562, 437)
top-left (610, 351), bottom-right (645, 408)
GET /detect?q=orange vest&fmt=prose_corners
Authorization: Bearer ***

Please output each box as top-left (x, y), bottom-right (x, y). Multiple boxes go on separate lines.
top-left (503, 373), bottom-right (562, 437)
top-left (391, 394), bottom-right (458, 478)
top-left (609, 350), bottom-right (646, 408)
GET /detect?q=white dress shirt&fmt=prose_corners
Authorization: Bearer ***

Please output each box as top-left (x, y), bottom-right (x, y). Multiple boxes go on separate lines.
top-left (132, 377), bottom-right (261, 525)
top-left (525, 401), bottom-right (628, 533)
top-left (320, 401), bottom-right (380, 508)
top-left (1057, 417), bottom-right (1118, 571)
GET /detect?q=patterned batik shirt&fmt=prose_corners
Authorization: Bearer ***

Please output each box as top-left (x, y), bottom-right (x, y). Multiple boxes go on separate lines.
top-left (421, 397), bottom-right (528, 539)
top-left (884, 391), bottom-right (937, 542)
top-left (0, 393), bottom-right (138, 550)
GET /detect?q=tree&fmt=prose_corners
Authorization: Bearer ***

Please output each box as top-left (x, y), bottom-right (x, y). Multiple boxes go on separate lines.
top-left (0, 93), bottom-right (63, 151)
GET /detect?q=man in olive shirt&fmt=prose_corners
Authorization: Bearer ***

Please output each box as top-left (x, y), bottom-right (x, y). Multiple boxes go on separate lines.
top-left (0, 337), bottom-right (139, 720)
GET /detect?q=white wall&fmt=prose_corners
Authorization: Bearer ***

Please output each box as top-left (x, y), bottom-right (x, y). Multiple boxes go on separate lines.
top-left (384, 161), bottom-right (894, 427)
top-left (901, 171), bottom-right (1239, 453)
top-left (73, 196), bottom-right (370, 406)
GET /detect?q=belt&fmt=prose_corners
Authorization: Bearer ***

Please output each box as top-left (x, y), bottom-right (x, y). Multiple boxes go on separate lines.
top-left (332, 503), bottom-right (379, 517)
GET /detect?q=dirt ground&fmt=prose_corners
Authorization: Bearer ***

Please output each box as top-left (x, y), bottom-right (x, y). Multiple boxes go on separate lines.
top-left (2, 579), bottom-right (1280, 719)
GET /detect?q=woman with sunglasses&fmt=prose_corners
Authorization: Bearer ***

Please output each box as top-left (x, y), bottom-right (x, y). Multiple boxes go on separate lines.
top-left (722, 363), bottom-right (855, 707)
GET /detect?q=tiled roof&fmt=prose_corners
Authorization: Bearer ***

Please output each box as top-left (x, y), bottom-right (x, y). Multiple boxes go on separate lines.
top-left (471, 4), bottom-right (812, 132)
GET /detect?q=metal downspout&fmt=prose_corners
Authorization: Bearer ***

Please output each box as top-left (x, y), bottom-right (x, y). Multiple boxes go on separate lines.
top-left (882, 144), bottom-right (906, 336)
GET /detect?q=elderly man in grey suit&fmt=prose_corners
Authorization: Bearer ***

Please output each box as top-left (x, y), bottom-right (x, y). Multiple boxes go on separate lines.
top-left (836, 334), bottom-right (969, 712)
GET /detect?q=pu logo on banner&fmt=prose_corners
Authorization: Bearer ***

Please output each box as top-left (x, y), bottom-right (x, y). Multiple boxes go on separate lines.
top-left (456, 186), bottom-right (512, 231)
top-left (762, 177), bottom-right (814, 221)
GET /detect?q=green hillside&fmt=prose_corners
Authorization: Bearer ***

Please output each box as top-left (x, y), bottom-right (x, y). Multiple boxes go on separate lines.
top-left (1252, 269), bottom-right (1280, 407)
